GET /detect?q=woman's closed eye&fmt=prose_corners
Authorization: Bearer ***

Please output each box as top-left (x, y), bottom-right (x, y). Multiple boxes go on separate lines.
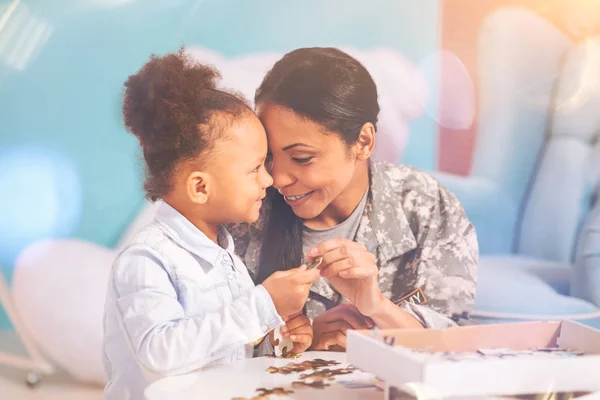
top-left (292, 156), bottom-right (314, 164)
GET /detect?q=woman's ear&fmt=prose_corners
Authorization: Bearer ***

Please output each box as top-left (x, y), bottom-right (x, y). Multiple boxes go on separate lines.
top-left (187, 171), bottom-right (211, 204)
top-left (353, 122), bottom-right (376, 161)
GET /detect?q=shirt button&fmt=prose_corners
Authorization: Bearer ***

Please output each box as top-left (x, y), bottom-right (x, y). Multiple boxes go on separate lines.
top-left (222, 254), bottom-right (230, 262)
top-left (227, 272), bottom-right (234, 280)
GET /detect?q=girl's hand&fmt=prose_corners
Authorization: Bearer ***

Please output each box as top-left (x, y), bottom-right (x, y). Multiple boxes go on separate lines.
top-left (262, 265), bottom-right (320, 318)
top-left (277, 313), bottom-right (313, 354)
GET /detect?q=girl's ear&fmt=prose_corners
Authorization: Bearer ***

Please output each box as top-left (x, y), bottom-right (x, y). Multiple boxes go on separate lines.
top-left (187, 171), bottom-right (211, 204)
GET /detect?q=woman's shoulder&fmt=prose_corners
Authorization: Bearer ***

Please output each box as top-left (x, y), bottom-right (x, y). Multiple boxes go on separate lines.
top-left (370, 161), bottom-right (445, 203)
top-left (369, 161), bottom-right (468, 232)
top-left (368, 162), bottom-right (475, 262)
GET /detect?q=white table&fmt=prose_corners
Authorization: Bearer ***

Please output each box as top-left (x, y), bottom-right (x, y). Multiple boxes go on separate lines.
top-left (144, 350), bottom-right (600, 400)
top-left (144, 351), bottom-right (383, 400)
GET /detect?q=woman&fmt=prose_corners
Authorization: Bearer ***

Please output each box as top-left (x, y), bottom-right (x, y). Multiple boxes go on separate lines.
top-left (231, 47), bottom-right (478, 352)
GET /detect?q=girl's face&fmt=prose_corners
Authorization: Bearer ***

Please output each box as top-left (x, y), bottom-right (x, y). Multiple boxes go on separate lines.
top-left (258, 103), bottom-right (371, 226)
top-left (206, 113), bottom-right (273, 224)
top-left (172, 111), bottom-right (273, 227)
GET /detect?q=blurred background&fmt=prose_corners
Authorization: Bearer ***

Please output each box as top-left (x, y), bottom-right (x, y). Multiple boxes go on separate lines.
top-left (1, 0), bottom-right (600, 394)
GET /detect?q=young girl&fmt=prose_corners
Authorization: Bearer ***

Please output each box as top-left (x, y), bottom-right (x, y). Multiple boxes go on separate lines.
top-left (102, 49), bottom-right (319, 400)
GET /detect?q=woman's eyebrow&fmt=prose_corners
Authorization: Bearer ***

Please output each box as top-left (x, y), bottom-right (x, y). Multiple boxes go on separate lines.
top-left (282, 143), bottom-right (315, 151)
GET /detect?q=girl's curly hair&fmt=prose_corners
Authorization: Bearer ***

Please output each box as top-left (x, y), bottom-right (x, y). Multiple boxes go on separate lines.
top-left (123, 47), bottom-right (249, 201)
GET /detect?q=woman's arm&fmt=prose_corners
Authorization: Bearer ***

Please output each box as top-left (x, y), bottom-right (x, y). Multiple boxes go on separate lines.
top-left (308, 239), bottom-right (425, 331)
top-left (387, 183), bottom-right (479, 329)
top-left (310, 303), bottom-right (374, 350)
top-left (363, 295), bottom-right (424, 329)
top-left (309, 182), bottom-right (478, 330)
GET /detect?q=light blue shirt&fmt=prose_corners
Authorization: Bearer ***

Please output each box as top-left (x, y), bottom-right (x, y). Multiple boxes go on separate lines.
top-left (102, 203), bottom-right (284, 400)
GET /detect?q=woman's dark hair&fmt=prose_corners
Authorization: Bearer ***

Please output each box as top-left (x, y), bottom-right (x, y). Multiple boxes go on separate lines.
top-left (123, 47), bottom-right (250, 201)
top-left (254, 47), bottom-right (380, 284)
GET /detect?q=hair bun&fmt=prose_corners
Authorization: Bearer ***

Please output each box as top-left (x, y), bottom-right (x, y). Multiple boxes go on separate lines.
top-left (122, 47), bottom-right (220, 151)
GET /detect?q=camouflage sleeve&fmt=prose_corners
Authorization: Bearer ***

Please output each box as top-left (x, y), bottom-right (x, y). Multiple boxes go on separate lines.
top-left (400, 183), bottom-right (479, 328)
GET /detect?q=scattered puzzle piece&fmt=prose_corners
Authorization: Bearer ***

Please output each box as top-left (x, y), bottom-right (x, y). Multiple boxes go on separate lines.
top-left (231, 387), bottom-right (294, 400)
top-left (252, 359), bottom-right (366, 397)
top-left (299, 367), bottom-right (355, 382)
top-left (266, 358), bottom-right (341, 374)
top-left (280, 352), bottom-right (301, 359)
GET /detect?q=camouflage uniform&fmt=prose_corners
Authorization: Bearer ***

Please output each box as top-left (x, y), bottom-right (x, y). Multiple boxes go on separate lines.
top-left (229, 161), bottom-right (478, 329)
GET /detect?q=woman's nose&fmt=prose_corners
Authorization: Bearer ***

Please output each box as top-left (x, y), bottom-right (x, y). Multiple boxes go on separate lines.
top-left (270, 160), bottom-right (294, 190)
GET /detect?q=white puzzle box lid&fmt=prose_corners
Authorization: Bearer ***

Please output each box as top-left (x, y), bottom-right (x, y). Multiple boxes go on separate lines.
top-left (347, 321), bottom-right (600, 398)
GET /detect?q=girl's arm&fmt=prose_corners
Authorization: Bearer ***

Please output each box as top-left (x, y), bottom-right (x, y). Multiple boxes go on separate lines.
top-left (108, 245), bottom-right (284, 379)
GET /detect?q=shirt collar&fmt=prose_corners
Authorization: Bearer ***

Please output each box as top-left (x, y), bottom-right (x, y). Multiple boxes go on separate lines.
top-left (153, 202), bottom-right (234, 265)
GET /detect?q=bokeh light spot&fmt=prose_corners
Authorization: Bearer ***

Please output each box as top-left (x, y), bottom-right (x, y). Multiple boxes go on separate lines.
top-left (0, 146), bottom-right (82, 265)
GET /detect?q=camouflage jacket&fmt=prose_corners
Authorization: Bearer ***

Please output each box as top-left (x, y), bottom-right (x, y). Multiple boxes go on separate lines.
top-left (229, 161), bottom-right (478, 329)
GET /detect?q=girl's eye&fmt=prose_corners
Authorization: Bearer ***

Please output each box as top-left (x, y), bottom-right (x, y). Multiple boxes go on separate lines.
top-left (252, 165), bottom-right (261, 172)
top-left (292, 156), bottom-right (314, 164)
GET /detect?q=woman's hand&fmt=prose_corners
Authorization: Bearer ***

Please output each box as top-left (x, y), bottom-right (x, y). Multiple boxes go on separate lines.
top-left (308, 238), bottom-right (386, 317)
top-left (310, 303), bottom-right (374, 350)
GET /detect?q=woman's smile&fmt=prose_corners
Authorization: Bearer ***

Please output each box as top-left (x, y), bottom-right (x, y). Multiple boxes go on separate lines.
top-left (282, 191), bottom-right (315, 207)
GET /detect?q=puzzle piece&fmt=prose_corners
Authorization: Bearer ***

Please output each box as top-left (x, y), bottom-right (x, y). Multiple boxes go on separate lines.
top-left (306, 256), bottom-right (323, 269)
top-left (264, 353), bottom-right (301, 359)
top-left (273, 327), bottom-right (293, 357)
top-left (266, 359), bottom-right (341, 374)
top-left (299, 367), bottom-right (355, 382)
top-left (232, 387), bottom-right (294, 400)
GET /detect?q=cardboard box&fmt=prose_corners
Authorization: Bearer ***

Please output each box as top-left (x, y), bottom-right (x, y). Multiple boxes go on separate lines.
top-left (347, 321), bottom-right (600, 399)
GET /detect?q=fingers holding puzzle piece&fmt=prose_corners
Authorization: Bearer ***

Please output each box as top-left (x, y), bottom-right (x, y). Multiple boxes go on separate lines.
top-left (273, 327), bottom-right (294, 357)
top-left (306, 256), bottom-right (323, 270)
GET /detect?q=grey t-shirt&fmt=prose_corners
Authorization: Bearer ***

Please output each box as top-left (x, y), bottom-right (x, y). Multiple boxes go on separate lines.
top-left (302, 189), bottom-right (369, 261)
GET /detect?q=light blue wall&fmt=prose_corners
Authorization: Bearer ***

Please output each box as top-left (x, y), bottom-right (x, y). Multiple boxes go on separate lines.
top-left (0, 0), bottom-right (440, 329)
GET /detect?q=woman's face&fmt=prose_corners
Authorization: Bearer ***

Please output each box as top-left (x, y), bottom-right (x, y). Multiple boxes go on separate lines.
top-left (258, 103), bottom-right (368, 223)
